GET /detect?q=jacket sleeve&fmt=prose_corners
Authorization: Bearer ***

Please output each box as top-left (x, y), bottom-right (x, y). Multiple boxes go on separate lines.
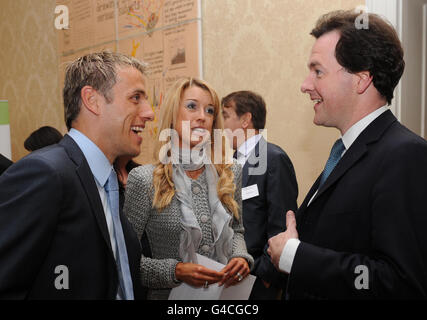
top-left (230, 161), bottom-right (254, 269)
top-left (124, 166), bottom-right (182, 289)
top-left (0, 156), bottom-right (62, 299)
top-left (288, 139), bottom-right (427, 299)
top-left (258, 149), bottom-right (298, 284)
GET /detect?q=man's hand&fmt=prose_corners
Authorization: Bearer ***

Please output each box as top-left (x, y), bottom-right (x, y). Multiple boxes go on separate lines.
top-left (267, 210), bottom-right (299, 269)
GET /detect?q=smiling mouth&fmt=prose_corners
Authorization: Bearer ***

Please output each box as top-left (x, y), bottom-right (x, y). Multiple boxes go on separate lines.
top-left (191, 128), bottom-right (208, 136)
top-left (131, 126), bottom-right (144, 134)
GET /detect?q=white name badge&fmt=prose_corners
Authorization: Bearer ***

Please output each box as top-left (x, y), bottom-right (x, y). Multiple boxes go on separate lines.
top-left (242, 184), bottom-right (259, 201)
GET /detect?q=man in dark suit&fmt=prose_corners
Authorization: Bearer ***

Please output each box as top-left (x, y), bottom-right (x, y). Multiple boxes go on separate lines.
top-left (0, 153), bottom-right (13, 175)
top-left (222, 91), bottom-right (298, 299)
top-left (268, 10), bottom-right (427, 299)
top-left (0, 52), bottom-right (154, 299)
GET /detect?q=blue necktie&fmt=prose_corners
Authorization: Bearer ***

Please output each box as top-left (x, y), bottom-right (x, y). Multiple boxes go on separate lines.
top-left (319, 139), bottom-right (345, 188)
top-left (104, 169), bottom-right (134, 300)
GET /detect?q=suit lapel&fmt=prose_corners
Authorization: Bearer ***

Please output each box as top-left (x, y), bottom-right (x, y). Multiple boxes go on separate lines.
top-left (60, 135), bottom-right (114, 254)
top-left (304, 110), bottom-right (397, 207)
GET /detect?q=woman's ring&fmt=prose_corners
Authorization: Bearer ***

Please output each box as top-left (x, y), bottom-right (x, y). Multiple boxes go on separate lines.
top-left (204, 280), bottom-right (209, 288)
top-left (237, 272), bottom-right (243, 282)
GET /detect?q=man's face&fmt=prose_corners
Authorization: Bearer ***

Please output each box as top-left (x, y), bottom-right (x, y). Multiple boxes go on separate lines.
top-left (222, 101), bottom-right (245, 150)
top-left (101, 66), bottom-right (154, 161)
top-left (300, 31), bottom-right (355, 133)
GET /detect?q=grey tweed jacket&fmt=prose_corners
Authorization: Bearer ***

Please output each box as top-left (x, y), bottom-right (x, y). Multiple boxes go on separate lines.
top-left (124, 161), bottom-right (254, 300)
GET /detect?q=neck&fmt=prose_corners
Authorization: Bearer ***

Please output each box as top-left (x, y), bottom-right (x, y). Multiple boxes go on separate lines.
top-left (339, 98), bottom-right (386, 135)
top-left (73, 123), bottom-right (115, 164)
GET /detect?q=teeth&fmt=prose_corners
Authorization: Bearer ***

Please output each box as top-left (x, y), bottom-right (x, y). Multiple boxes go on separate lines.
top-left (131, 126), bottom-right (144, 133)
top-left (314, 99), bottom-right (323, 103)
top-left (192, 128), bottom-right (206, 133)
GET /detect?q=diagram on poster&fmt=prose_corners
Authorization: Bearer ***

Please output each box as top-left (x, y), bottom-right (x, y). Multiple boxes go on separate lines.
top-left (56, 0), bottom-right (202, 164)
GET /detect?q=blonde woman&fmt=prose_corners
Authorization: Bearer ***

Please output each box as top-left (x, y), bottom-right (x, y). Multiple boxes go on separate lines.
top-left (124, 78), bottom-right (253, 300)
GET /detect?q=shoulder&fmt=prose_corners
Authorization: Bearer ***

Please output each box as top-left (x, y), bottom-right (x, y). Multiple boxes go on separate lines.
top-left (127, 164), bottom-right (155, 190)
top-left (266, 141), bottom-right (290, 159)
top-left (6, 144), bottom-right (69, 177)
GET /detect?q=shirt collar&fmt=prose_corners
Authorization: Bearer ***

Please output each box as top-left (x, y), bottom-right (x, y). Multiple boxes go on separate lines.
top-left (237, 133), bottom-right (263, 157)
top-left (341, 106), bottom-right (388, 150)
top-left (67, 128), bottom-right (112, 187)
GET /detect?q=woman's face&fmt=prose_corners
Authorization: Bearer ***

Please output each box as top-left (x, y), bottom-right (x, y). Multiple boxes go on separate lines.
top-left (175, 85), bottom-right (215, 148)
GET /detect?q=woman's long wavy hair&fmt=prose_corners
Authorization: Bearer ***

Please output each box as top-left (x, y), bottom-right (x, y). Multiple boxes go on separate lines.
top-left (152, 77), bottom-right (239, 218)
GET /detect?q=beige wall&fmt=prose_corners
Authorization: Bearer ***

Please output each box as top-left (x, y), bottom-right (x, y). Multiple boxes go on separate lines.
top-left (0, 0), bottom-right (362, 205)
top-left (202, 0), bottom-right (362, 204)
top-left (0, 0), bottom-right (64, 162)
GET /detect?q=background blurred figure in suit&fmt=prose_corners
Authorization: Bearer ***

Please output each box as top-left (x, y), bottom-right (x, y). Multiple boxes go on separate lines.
top-left (222, 90), bottom-right (298, 300)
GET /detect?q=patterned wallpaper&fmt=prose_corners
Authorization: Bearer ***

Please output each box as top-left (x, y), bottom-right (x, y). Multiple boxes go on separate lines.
top-left (202, 0), bottom-right (363, 203)
top-left (0, 0), bottom-right (362, 204)
top-left (0, 0), bottom-right (64, 162)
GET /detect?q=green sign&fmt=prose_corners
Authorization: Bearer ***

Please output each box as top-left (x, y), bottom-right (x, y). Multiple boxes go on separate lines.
top-left (0, 101), bottom-right (9, 125)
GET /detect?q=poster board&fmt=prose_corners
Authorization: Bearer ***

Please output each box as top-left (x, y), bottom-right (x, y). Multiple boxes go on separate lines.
top-left (56, 0), bottom-right (202, 164)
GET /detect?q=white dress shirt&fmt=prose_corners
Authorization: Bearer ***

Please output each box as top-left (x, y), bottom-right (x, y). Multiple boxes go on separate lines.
top-left (236, 133), bottom-right (263, 166)
top-left (279, 106), bottom-right (388, 273)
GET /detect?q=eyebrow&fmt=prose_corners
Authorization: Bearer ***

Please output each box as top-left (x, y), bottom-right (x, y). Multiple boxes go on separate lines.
top-left (130, 88), bottom-right (147, 96)
top-left (308, 61), bottom-right (323, 69)
top-left (184, 98), bottom-right (214, 106)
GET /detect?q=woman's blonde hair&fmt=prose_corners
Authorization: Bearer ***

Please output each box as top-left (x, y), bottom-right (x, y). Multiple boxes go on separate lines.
top-left (152, 77), bottom-right (239, 218)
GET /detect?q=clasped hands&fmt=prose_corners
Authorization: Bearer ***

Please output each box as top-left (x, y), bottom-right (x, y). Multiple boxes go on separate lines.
top-left (175, 257), bottom-right (250, 288)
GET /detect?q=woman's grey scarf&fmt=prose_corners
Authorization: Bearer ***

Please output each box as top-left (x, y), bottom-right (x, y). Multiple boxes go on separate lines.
top-left (171, 144), bottom-right (233, 265)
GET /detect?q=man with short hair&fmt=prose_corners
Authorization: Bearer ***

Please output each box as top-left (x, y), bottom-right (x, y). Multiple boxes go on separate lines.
top-left (268, 10), bottom-right (427, 299)
top-left (222, 90), bottom-right (298, 299)
top-left (0, 51), bottom-right (154, 299)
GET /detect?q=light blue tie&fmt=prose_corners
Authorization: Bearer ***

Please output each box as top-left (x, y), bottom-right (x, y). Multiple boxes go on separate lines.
top-left (105, 169), bottom-right (134, 300)
top-left (319, 138), bottom-right (345, 188)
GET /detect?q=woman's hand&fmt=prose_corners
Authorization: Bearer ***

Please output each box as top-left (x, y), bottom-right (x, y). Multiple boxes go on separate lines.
top-left (175, 262), bottom-right (225, 287)
top-left (218, 257), bottom-right (250, 288)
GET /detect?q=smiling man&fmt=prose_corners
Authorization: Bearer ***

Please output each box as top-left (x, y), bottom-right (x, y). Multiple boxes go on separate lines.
top-left (0, 51), bottom-right (154, 299)
top-left (268, 10), bottom-right (427, 299)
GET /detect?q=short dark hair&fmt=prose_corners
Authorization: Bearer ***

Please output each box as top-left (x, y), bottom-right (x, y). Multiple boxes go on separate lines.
top-left (311, 10), bottom-right (405, 105)
top-left (24, 126), bottom-right (63, 152)
top-left (221, 91), bottom-right (266, 130)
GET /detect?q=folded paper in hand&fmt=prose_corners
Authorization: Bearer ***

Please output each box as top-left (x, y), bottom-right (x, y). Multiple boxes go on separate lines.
top-left (168, 254), bottom-right (256, 300)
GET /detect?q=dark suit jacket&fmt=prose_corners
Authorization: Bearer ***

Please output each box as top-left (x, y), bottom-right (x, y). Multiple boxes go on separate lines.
top-left (242, 138), bottom-right (298, 298)
top-left (0, 135), bottom-right (143, 299)
top-left (288, 110), bottom-right (427, 299)
top-left (0, 153), bottom-right (13, 175)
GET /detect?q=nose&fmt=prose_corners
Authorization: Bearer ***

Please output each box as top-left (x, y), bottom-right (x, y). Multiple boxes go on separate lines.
top-left (140, 100), bottom-right (155, 122)
top-left (301, 74), bottom-right (313, 94)
top-left (196, 106), bottom-right (206, 122)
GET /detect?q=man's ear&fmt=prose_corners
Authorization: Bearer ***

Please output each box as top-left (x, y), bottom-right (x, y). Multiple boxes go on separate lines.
top-left (240, 112), bottom-right (253, 129)
top-left (355, 71), bottom-right (373, 95)
top-left (80, 86), bottom-right (101, 115)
